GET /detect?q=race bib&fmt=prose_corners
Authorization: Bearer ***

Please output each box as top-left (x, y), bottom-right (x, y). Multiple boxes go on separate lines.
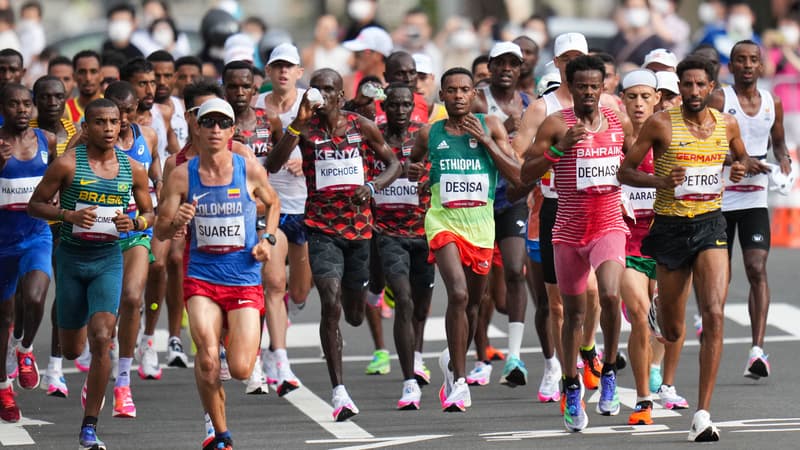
top-left (621, 185), bottom-right (656, 219)
top-left (72, 203), bottom-right (120, 241)
top-left (373, 178), bottom-right (419, 209)
top-left (723, 166), bottom-right (768, 193)
top-left (675, 166), bottom-right (723, 200)
top-left (195, 215), bottom-right (246, 253)
top-left (576, 156), bottom-right (620, 193)
top-left (315, 157), bottom-right (364, 191)
top-left (440, 173), bottom-right (489, 208)
top-left (0, 176), bottom-right (41, 211)
top-left (540, 169), bottom-right (558, 198)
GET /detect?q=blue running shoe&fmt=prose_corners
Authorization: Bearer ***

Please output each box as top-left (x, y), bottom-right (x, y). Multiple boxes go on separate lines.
top-left (649, 366), bottom-right (663, 394)
top-left (79, 425), bottom-right (106, 450)
top-left (563, 382), bottom-right (588, 432)
top-left (499, 355), bottom-right (528, 387)
top-left (596, 371), bottom-right (620, 416)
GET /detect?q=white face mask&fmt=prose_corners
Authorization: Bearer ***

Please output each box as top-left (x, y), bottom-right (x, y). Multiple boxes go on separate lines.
top-left (524, 29), bottom-right (547, 48)
top-left (781, 25), bottom-right (800, 46)
top-left (651, 0), bottom-right (671, 15)
top-left (625, 8), bottom-right (651, 29)
top-left (152, 27), bottom-right (174, 48)
top-left (348, 0), bottom-right (374, 22)
top-left (108, 19), bottom-right (133, 44)
top-left (698, 3), bottom-right (719, 24)
top-left (728, 14), bottom-right (752, 36)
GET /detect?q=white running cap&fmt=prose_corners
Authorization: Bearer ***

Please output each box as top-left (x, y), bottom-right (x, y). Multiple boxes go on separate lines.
top-left (655, 71), bottom-right (680, 94)
top-left (197, 98), bottom-right (235, 120)
top-left (622, 69), bottom-right (658, 90)
top-left (553, 33), bottom-right (588, 58)
top-left (343, 26), bottom-right (393, 57)
top-left (268, 43), bottom-right (301, 66)
top-left (643, 48), bottom-right (678, 70)
top-left (489, 41), bottom-right (523, 61)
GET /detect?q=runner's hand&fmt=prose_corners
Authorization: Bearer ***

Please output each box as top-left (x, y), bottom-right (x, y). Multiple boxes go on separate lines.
top-left (780, 157), bottom-right (792, 175)
top-left (293, 90), bottom-right (316, 126)
top-left (0, 139), bottom-right (11, 162)
top-left (70, 205), bottom-right (98, 228)
top-left (461, 114), bottom-right (489, 144)
top-left (285, 158), bottom-right (303, 176)
top-left (252, 239), bottom-right (271, 262)
top-left (173, 200), bottom-right (197, 228)
top-left (407, 161), bottom-right (426, 181)
top-left (353, 184), bottom-right (371, 205)
top-left (503, 115), bottom-right (521, 135)
top-left (559, 123), bottom-right (588, 150)
top-left (113, 210), bottom-right (135, 232)
top-left (730, 161), bottom-right (746, 183)
top-left (746, 157), bottom-right (771, 175)
top-left (660, 166), bottom-right (686, 188)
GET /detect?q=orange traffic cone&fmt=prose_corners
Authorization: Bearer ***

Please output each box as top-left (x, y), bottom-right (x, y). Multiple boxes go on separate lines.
top-left (771, 207), bottom-right (800, 248)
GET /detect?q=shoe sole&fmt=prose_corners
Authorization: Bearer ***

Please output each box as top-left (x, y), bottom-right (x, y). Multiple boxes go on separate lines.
top-left (664, 401), bottom-right (689, 410)
top-left (397, 402), bottom-right (420, 410)
top-left (596, 405), bottom-right (621, 416)
top-left (443, 402), bottom-right (465, 412)
top-left (137, 367), bottom-right (162, 380)
top-left (414, 374), bottom-right (430, 386)
top-left (78, 444), bottom-right (107, 450)
top-left (277, 381), bottom-right (299, 397)
top-left (628, 418), bottom-right (654, 425)
top-left (500, 368), bottom-right (527, 387)
top-left (112, 410), bottom-right (136, 418)
top-left (334, 407), bottom-right (357, 422)
top-left (245, 385), bottom-right (269, 395)
top-left (466, 378), bottom-right (489, 386)
top-left (538, 392), bottom-right (561, 403)
top-left (690, 426), bottom-right (720, 442)
top-left (47, 388), bottom-right (68, 398)
top-left (167, 358), bottom-right (188, 368)
top-left (563, 413), bottom-right (588, 432)
top-left (745, 359), bottom-right (769, 378)
top-left (365, 367), bottom-right (390, 375)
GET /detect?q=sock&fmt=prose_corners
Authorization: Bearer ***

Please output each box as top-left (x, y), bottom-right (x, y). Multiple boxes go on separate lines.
top-left (507, 322), bottom-right (524, 358)
top-left (0, 380), bottom-right (10, 389)
top-left (579, 344), bottom-right (596, 360)
top-left (204, 412), bottom-right (214, 433)
top-left (403, 378), bottom-right (418, 387)
top-left (116, 358), bottom-right (132, 387)
top-left (333, 384), bottom-right (346, 397)
top-left (81, 416), bottom-right (98, 428)
top-left (637, 395), bottom-right (653, 403)
top-left (414, 351), bottom-right (423, 365)
top-left (544, 356), bottom-right (559, 371)
top-left (751, 345), bottom-right (763, 355)
top-left (563, 375), bottom-right (580, 389)
top-left (48, 356), bottom-right (63, 373)
top-left (8, 335), bottom-right (19, 351)
top-left (274, 348), bottom-right (288, 363)
top-left (650, 363), bottom-right (661, 371)
top-left (215, 430), bottom-right (231, 441)
top-left (18, 344), bottom-right (32, 354)
top-left (601, 362), bottom-right (615, 375)
top-left (366, 291), bottom-right (383, 307)
top-left (141, 334), bottom-right (154, 346)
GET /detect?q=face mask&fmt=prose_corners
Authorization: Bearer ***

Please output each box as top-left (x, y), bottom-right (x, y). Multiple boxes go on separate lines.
top-left (449, 29), bottom-right (478, 50)
top-left (524, 29), bottom-right (546, 48)
top-left (625, 8), bottom-right (651, 29)
top-left (728, 14), bottom-right (752, 36)
top-left (17, 19), bottom-right (40, 32)
top-left (651, 0), bottom-right (671, 14)
top-left (152, 27), bottom-right (174, 48)
top-left (348, 0), bottom-right (374, 22)
top-left (108, 20), bottom-right (133, 44)
top-left (781, 25), bottom-right (800, 46)
top-left (698, 3), bottom-right (718, 24)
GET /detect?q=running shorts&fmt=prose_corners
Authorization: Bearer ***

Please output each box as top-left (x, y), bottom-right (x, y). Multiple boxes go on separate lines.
top-left (428, 230), bottom-right (493, 276)
top-left (183, 276), bottom-right (265, 315)
top-left (626, 255), bottom-right (656, 280)
top-left (307, 231), bottom-right (370, 290)
top-left (554, 231), bottom-right (626, 296)
top-left (119, 233), bottom-right (155, 263)
top-left (723, 207), bottom-right (770, 252)
top-left (377, 234), bottom-right (435, 289)
top-left (641, 210), bottom-right (728, 270)
top-left (55, 242), bottom-right (122, 329)
top-left (279, 213), bottom-right (308, 246)
top-left (494, 201), bottom-right (528, 241)
top-left (0, 232), bottom-right (53, 300)
top-left (539, 197), bottom-right (558, 284)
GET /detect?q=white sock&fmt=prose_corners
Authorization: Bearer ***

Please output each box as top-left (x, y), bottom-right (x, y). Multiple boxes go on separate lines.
top-left (414, 351), bottom-right (423, 365)
top-left (403, 378), bottom-right (418, 387)
top-left (18, 344), bottom-right (32, 354)
top-left (366, 291), bottom-right (383, 307)
top-left (751, 345), bottom-right (763, 355)
top-left (48, 357), bottom-right (63, 373)
top-left (507, 322), bottom-right (524, 358)
top-left (116, 357), bottom-right (132, 387)
top-left (637, 395), bottom-right (653, 403)
top-left (274, 348), bottom-right (288, 363)
top-left (141, 334), bottom-right (154, 346)
top-left (544, 355), bottom-right (560, 371)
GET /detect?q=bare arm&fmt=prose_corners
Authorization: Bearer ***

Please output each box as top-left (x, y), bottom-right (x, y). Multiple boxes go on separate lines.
top-left (44, 130), bottom-right (57, 163)
top-left (268, 91), bottom-right (311, 173)
top-left (28, 152), bottom-right (73, 222)
top-left (480, 114), bottom-right (521, 186)
top-left (355, 116), bottom-right (401, 203)
top-left (511, 98), bottom-right (546, 158)
top-left (520, 114), bottom-right (564, 185)
top-left (154, 164), bottom-right (192, 241)
top-left (724, 113), bottom-right (748, 182)
top-left (247, 160), bottom-right (280, 262)
top-left (119, 158), bottom-right (155, 232)
top-left (142, 126), bottom-right (163, 195)
top-left (617, 112), bottom-right (683, 188)
top-left (771, 93), bottom-right (792, 174)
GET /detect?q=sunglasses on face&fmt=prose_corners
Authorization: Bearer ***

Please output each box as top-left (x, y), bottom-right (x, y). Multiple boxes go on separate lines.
top-left (198, 116), bottom-right (234, 129)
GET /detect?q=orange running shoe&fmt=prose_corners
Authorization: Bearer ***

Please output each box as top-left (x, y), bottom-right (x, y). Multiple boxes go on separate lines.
top-left (582, 355), bottom-right (602, 390)
top-left (628, 401), bottom-right (654, 425)
top-left (485, 345), bottom-right (505, 361)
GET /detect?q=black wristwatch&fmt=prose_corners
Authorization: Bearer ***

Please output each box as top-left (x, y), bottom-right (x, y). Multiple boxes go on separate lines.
top-left (261, 232), bottom-right (277, 245)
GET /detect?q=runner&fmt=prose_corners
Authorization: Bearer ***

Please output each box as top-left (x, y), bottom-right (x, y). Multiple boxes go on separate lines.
top-left (267, 68), bottom-right (401, 421)
top-left (618, 55), bottom-right (749, 442)
top-left (0, 84), bottom-right (56, 422)
top-left (0, 50), bottom-right (25, 127)
top-left (28, 98), bottom-right (153, 450)
top-left (104, 80), bottom-right (161, 417)
top-left (65, 51), bottom-right (103, 127)
top-left (513, 36), bottom-right (539, 98)
top-left (173, 56), bottom-right (203, 101)
top-left (469, 41), bottom-right (531, 388)
top-left (47, 56), bottom-right (76, 100)
top-left (617, 69), bottom-right (688, 426)
top-left (155, 97), bottom-right (279, 450)
top-left (523, 55), bottom-right (632, 431)
top-left (371, 83), bottom-right (433, 409)
top-left (408, 67), bottom-right (521, 412)
top-left (258, 43), bottom-right (311, 395)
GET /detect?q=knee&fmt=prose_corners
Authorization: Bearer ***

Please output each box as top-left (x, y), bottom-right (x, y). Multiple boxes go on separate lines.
top-left (744, 260), bottom-right (767, 284)
top-left (119, 288), bottom-right (143, 310)
top-left (149, 258), bottom-right (166, 276)
top-left (698, 303), bottom-right (724, 333)
top-left (167, 250), bottom-right (182, 272)
top-left (320, 300), bottom-right (342, 323)
top-left (662, 324), bottom-right (685, 343)
top-left (288, 285), bottom-right (309, 304)
top-left (194, 351), bottom-right (220, 381)
top-left (505, 267), bottom-right (526, 286)
top-left (227, 358), bottom-right (252, 381)
top-left (599, 290), bottom-right (621, 309)
top-left (448, 286), bottom-right (468, 309)
top-left (88, 334), bottom-right (112, 355)
top-left (549, 303), bottom-right (564, 321)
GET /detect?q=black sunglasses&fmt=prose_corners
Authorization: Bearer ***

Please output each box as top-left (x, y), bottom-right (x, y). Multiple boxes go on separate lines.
top-left (198, 116), bottom-right (234, 129)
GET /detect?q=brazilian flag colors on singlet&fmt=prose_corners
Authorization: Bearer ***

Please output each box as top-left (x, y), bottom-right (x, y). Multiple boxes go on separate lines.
top-left (59, 145), bottom-right (132, 247)
top-left (425, 115), bottom-right (498, 249)
top-left (654, 107), bottom-right (728, 218)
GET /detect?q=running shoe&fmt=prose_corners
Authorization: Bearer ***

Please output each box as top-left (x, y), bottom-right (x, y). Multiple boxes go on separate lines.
top-left (5, 336), bottom-right (17, 379)
top-left (563, 381), bottom-right (587, 432)
top-left (438, 348), bottom-right (454, 408)
top-left (485, 345), bottom-right (505, 361)
top-left (0, 384), bottom-right (19, 423)
top-left (75, 344), bottom-right (91, 372)
top-left (80, 380), bottom-right (106, 411)
top-left (596, 371), bottom-right (620, 416)
top-left (443, 377), bottom-right (471, 412)
top-left (499, 355), bottom-right (528, 387)
top-left (687, 409), bottom-right (720, 442)
top-left (657, 384), bottom-right (689, 409)
top-left (286, 292), bottom-right (306, 318)
top-left (744, 346), bottom-right (771, 379)
top-left (16, 349), bottom-right (40, 390)
top-left (616, 352), bottom-right (627, 371)
top-left (167, 337), bottom-right (189, 368)
top-left (261, 348), bottom-right (278, 386)
top-left (397, 380), bottom-right (421, 410)
top-left (41, 368), bottom-right (69, 398)
top-left (649, 366), bottom-right (663, 394)
top-left (202, 413), bottom-right (215, 450)
top-left (219, 349), bottom-right (231, 381)
top-left (365, 349), bottom-right (390, 375)
top-left (78, 425), bottom-right (106, 450)
top-left (628, 400), bottom-right (654, 425)
top-left (693, 313), bottom-right (703, 339)
top-left (276, 359), bottom-right (300, 397)
top-left (244, 355), bottom-right (268, 395)
top-left (206, 437), bottom-right (233, 450)
top-left (413, 358), bottom-right (431, 386)
top-left (648, 295), bottom-right (666, 343)
top-left (136, 338), bottom-right (162, 380)
top-left (466, 361), bottom-right (492, 386)
top-left (112, 385), bottom-right (136, 418)
top-left (331, 387), bottom-right (359, 422)
top-left (538, 361), bottom-right (561, 403)
top-left (581, 354), bottom-right (601, 390)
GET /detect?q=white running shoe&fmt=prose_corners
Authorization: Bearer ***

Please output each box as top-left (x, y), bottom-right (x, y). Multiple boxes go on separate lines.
top-left (135, 338), bottom-right (162, 380)
top-left (167, 337), bottom-right (189, 368)
top-left (332, 386), bottom-right (359, 422)
top-left (687, 409), bottom-right (720, 442)
top-left (466, 361), bottom-right (492, 386)
top-left (80, 379), bottom-right (105, 411)
top-left (244, 355), bottom-right (268, 395)
top-left (75, 343), bottom-right (91, 372)
top-left (276, 358), bottom-right (300, 397)
top-left (219, 349), bottom-right (231, 381)
top-left (413, 357), bottom-right (431, 386)
top-left (40, 368), bottom-right (69, 398)
top-left (657, 384), bottom-right (689, 409)
top-left (437, 348), bottom-right (454, 408)
top-left (538, 361), bottom-right (562, 403)
top-left (397, 380), bottom-right (421, 410)
top-left (262, 348), bottom-right (278, 386)
top-left (744, 346), bottom-right (771, 379)
top-left (442, 377), bottom-right (471, 412)
top-left (5, 335), bottom-right (18, 379)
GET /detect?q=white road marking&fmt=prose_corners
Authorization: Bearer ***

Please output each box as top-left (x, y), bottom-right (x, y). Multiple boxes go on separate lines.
top-left (587, 386), bottom-right (681, 418)
top-left (282, 386), bottom-right (373, 439)
top-left (724, 302), bottom-right (800, 338)
top-left (0, 417), bottom-right (53, 446)
top-left (306, 435), bottom-right (450, 450)
top-left (481, 424), bottom-right (670, 440)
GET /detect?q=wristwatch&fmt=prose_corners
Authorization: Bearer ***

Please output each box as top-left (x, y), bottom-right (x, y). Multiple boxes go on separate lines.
top-left (261, 232), bottom-right (277, 245)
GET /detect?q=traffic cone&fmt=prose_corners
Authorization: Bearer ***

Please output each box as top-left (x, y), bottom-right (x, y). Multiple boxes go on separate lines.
top-left (771, 207), bottom-right (800, 248)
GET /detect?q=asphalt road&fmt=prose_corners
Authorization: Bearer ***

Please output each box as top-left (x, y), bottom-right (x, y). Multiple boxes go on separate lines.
top-left (4, 245), bottom-right (800, 449)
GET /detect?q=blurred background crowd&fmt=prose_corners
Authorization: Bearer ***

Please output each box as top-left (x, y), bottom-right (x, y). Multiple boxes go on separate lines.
top-left (0, 0), bottom-right (795, 103)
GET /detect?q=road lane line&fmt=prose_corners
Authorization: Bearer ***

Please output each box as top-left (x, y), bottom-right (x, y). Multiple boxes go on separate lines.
top-left (283, 386), bottom-right (373, 439)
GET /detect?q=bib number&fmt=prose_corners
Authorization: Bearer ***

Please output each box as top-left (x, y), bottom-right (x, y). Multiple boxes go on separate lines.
top-left (72, 203), bottom-right (120, 241)
top-left (373, 178), bottom-right (419, 209)
top-left (723, 166), bottom-right (768, 192)
top-left (621, 185), bottom-right (656, 219)
top-left (0, 176), bottom-right (41, 211)
top-left (576, 156), bottom-right (620, 193)
top-left (440, 173), bottom-right (489, 208)
top-left (315, 157), bottom-right (365, 191)
top-left (675, 166), bottom-right (723, 200)
top-left (195, 215), bottom-right (246, 253)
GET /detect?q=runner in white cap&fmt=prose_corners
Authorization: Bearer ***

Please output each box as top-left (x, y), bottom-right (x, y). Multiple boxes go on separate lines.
top-left (342, 27), bottom-right (394, 98)
top-left (642, 48), bottom-right (678, 73)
